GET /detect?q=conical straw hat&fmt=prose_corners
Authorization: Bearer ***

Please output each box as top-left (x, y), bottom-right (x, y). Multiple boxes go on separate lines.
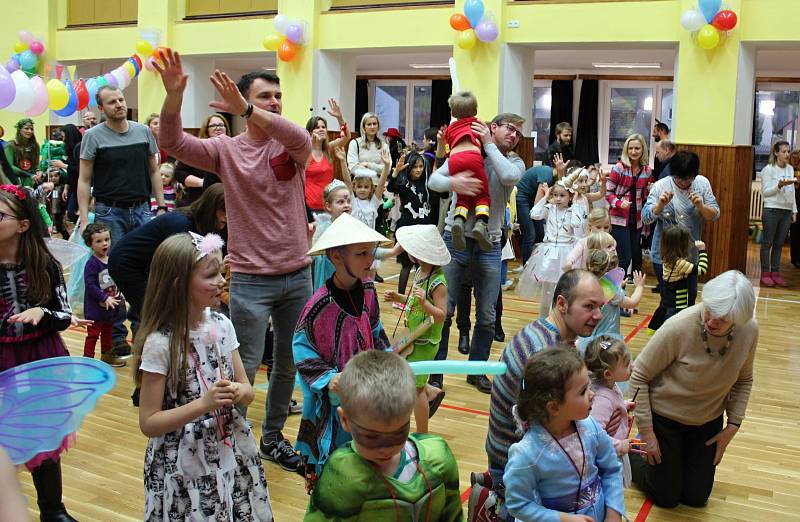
top-left (395, 224), bottom-right (451, 266)
top-left (307, 212), bottom-right (389, 256)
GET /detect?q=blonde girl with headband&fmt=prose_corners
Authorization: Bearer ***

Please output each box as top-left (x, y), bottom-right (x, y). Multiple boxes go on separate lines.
top-left (311, 179), bottom-right (353, 290)
top-left (503, 347), bottom-right (625, 522)
top-left (519, 178), bottom-right (586, 319)
top-left (384, 224), bottom-right (450, 432)
top-left (584, 335), bottom-right (636, 487)
top-left (563, 210), bottom-right (613, 271)
top-left (584, 244), bottom-right (646, 337)
top-left (134, 232), bottom-right (273, 520)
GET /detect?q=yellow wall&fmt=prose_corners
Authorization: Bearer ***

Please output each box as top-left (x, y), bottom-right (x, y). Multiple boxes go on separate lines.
top-left (3, 0), bottom-right (800, 146)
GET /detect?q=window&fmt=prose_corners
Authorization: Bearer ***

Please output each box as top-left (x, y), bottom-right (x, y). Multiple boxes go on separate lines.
top-left (753, 88), bottom-right (800, 172)
top-left (370, 80), bottom-right (432, 145)
top-left (532, 85), bottom-right (552, 161)
top-left (599, 81), bottom-right (672, 166)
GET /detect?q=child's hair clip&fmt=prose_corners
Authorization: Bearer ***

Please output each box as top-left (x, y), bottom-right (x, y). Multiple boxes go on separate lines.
top-left (0, 185), bottom-right (27, 201)
top-left (599, 340), bottom-right (612, 351)
top-left (189, 232), bottom-right (224, 261)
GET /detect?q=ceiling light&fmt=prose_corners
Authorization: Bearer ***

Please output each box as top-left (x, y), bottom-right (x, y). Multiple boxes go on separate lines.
top-left (409, 63), bottom-right (450, 69)
top-left (591, 62), bottom-right (662, 69)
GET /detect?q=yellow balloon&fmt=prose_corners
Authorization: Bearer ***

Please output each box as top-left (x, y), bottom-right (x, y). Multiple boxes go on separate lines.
top-left (13, 41), bottom-right (28, 53)
top-left (457, 29), bottom-right (477, 50)
top-left (122, 61), bottom-right (136, 78)
top-left (46, 78), bottom-right (68, 110)
top-left (136, 39), bottom-right (154, 56)
top-left (263, 33), bottom-right (282, 52)
top-left (697, 24), bottom-right (720, 50)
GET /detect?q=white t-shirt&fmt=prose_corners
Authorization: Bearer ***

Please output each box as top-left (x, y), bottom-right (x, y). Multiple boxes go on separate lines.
top-left (351, 195), bottom-right (381, 230)
top-left (140, 310), bottom-right (239, 377)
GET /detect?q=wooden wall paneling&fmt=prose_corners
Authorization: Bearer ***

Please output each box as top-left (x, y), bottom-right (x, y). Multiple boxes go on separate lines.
top-left (121, 0), bottom-right (138, 21)
top-left (515, 137), bottom-right (534, 169)
top-left (68, 0), bottom-right (95, 26)
top-left (677, 144), bottom-right (752, 278)
top-left (185, 0), bottom-right (221, 16)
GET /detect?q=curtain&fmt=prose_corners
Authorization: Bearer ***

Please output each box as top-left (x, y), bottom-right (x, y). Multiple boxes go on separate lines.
top-left (547, 80), bottom-right (574, 145)
top-left (574, 79), bottom-right (599, 165)
top-left (430, 79), bottom-right (453, 129)
top-left (355, 79), bottom-right (368, 133)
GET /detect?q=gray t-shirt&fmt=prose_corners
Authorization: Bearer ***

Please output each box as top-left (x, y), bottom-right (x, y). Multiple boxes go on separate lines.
top-left (81, 121), bottom-right (158, 202)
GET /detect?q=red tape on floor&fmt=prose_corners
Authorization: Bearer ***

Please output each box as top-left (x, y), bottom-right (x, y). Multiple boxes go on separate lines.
top-left (634, 498), bottom-right (654, 521)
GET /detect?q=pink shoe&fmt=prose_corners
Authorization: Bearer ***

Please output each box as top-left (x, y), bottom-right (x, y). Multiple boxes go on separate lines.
top-left (760, 272), bottom-right (775, 287)
top-left (771, 272), bottom-right (788, 287)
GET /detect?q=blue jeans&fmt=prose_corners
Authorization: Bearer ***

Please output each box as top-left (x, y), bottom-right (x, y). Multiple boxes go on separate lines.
top-left (230, 267), bottom-right (311, 437)
top-left (611, 223), bottom-right (642, 276)
top-left (437, 231), bottom-right (501, 365)
top-left (515, 194), bottom-right (545, 263)
top-left (94, 201), bottom-right (152, 343)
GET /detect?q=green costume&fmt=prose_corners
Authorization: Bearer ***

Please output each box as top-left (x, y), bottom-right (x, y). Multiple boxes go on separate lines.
top-left (39, 139), bottom-right (67, 183)
top-left (405, 268), bottom-right (446, 388)
top-left (305, 433), bottom-right (463, 521)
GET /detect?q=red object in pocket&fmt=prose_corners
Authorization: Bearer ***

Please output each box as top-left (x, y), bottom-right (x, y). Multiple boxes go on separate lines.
top-left (270, 151), bottom-right (297, 181)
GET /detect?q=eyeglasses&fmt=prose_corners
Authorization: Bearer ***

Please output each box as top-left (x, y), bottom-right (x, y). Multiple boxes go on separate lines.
top-left (498, 123), bottom-right (522, 137)
top-left (207, 124), bottom-right (226, 129)
top-left (0, 211), bottom-right (18, 223)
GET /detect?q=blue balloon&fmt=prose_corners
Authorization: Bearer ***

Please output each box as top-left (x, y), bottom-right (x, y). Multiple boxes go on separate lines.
top-left (0, 357), bottom-right (116, 465)
top-left (699, 0), bottom-right (722, 23)
top-left (18, 50), bottom-right (37, 69)
top-left (463, 0), bottom-right (485, 28)
top-left (53, 80), bottom-right (78, 117)
top-left (85, 77), bottom-right (98, 108)
top-left (408, 360), bottom-right (507, 376)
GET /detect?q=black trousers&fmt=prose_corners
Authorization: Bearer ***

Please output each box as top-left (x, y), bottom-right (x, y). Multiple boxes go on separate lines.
top-left (631, 412), bottom-right (723, 508)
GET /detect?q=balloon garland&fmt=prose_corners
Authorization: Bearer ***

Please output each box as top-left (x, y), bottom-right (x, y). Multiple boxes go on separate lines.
top-left (450, 0), bottom-right (499, 50)
top-left (263, 14), bottom-right (308, 62)
top-left (680, 0), bottom-right (738, 51)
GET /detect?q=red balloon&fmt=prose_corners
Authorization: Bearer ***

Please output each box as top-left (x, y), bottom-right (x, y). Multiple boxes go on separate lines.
top-left (130, 54), bottom-right (143, 71)
top-left (450, 13), bottom-right (471, 31)
top-left (277, 39), bottom-right (297, 62)
top-left (74, 79), bottom-right (89, 110)
top-left (712, 10), bottom-right (737, 31)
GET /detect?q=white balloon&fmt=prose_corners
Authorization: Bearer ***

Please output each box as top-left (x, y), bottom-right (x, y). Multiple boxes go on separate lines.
top-left (274, 14), bottom-right (290, 35)
top-left (681, 9), bottom-right (707, 32)
top-left (111, 68), bottom-right (128, 90)
top-left (25, 75), bottom-right (48, 116)
top-left (5, 70), bottom-right (35, 113)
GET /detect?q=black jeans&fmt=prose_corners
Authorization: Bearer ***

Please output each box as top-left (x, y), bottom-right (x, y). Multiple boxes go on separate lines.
top-left (611, 222), bottom-right (642, 276)
top-left (631, 412), bottom-right (723, 508)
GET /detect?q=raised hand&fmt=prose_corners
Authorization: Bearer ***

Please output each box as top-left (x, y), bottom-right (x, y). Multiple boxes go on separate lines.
top-left (209, 69), bottom-right (248, 116)
top-left (152, 48), bottom-right (188, 96)
top-left (632, 270), bottom-right (646, 288)
top-left (333, 143), bottom-right (346, 162)
top-left (326, 98), bottom-right (343, 122)
top-left (694, 240), bottom-right (706, 250)
top-left (380, 147), bottom-right (391, 167)
top-left (554, 153), bottom-right (566, 174)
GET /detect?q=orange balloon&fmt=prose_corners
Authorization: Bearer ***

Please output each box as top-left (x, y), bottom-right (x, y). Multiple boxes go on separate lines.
top-left (277, 39), bottom-right (297, 62)
top-left (153, 46), bottom-right (170, 65)
top-left (450, 13), bottom-right (471, 31)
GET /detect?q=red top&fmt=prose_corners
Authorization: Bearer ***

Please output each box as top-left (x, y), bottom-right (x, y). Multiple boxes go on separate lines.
top-left (444, 116), bottom-right (481, 150)
top-left (306, 153), bottom-right (334, 209)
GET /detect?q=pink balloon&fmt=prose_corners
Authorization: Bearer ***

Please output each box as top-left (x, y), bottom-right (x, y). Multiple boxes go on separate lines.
top-left (25, 76), bottom-right (49, 116)
top-left (104, 72), bottom-right (118, 88)
top-left (29, 41), bottom-right (45, 56)
top-left (18, 30), bottom-right (33, 44)
top-left (144, 57), bottom-right (157, 72)
top-left (116, 67), bottom-right (131, 88)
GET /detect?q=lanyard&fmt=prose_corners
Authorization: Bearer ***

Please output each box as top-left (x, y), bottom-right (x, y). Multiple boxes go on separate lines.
top-left (547, 422), bottom-right (586, 514)
top-left (189, 345), bottom-right (232, 448)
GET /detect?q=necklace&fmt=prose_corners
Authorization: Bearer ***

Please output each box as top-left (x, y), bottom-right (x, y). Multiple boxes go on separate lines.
top-left (702, 326), bottom-right (734, 357)
top-left (546, 421), bottom-right (585, 513)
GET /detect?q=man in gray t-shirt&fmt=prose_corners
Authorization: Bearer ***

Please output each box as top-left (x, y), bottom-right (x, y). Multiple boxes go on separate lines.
top-left (78, 85), bottom-right (163, 360)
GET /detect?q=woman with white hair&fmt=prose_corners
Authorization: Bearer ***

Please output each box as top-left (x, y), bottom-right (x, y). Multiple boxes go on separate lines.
top-left (629, 270), bottom-right (758, 509)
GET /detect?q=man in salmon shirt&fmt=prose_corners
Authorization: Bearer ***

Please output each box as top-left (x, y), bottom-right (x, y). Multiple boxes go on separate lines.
top-left (156, 48), bottom-right (312, 473)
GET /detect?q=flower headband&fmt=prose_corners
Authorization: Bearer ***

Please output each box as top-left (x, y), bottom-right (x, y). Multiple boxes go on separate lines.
top-left (189, 232), bottom-right (224, 261)
top-left (0, 185), bottom-right (27, 201)
top-left (14, 118), bottom-right (33, 131)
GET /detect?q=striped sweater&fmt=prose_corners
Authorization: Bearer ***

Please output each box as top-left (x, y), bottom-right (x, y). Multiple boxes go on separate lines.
top-left (662, 251), bottom-right (709, 309)
top-left (486, 319), bottom-right (562, 471)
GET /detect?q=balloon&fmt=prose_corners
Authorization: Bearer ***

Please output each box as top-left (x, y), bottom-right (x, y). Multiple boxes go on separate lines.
top-left (450, 13), bottom-right (471, 31)
top-left (18, 30), bottom-right (33, 43)
top-left (285, 23), bottom-right (304, 45)
top-left (263, 32), bottom-right (282, 51)
top-left (6, 70), bottom-right (35, 113)
top-left (74, 79), bottom-right (89, 110)
top-left (22, 65), bottom-right (38, 77)
top-left (457, 28), bottom-right (477, 50)
top-left (13, 41), bottom-right (28, 54)
top-left (46, 77), bottom-right (69, 110)
top-left (697, 24), bottom-right (721, 50)
top-left (6, 58), bottom-right (19, 73)
top-left (29, 40), bottom-right (45, 56)
top-left (136, 39), bottom-right (153, 56)
top-left (712, 9), bottom-right (738, 31)
top-left (475, 20), bottom-right (499, 42)
top-left (85, 77), bottom-right (98, 107)
top-left (0, 64), bottom-right (16, 109)
top-left (407, 360), bottom-right (507, 376)
top-left (273, 14), bottom-right (290, 35)
top-left (463, 0), bottom-right (485, 28)
top-left (25, 76), bottom-right (49, 117)
top-left (699, 0), bottom-right (722, 23)
top-left (129, 54), bottom-right (143, 75)
top-left (95, 75), bottom-right (108, 88)
top-left (144, 56), bottom-right (157, 72)
top-left (104, 72), bottom-right (118, 88)
top-left (0, 357), bottom-right (116, 466)
top-left (153, 46), bottom-right (169, 66)
top-left (122, 61), bottom-right (136, 79)
top-left (115, 67), bottom-right (131, 89)
top-left (277, 39), bottom-right (297, 62)
top-left (680, 9), bottom-right (707, 32)
top-left (54, 80), bottom-right (78, 117)
top-left (18, 50), bottom-right (37, 69)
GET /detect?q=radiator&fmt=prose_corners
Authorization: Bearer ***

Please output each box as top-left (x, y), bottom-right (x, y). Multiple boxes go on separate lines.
top-left (750, 180), bottom-right (763, 222)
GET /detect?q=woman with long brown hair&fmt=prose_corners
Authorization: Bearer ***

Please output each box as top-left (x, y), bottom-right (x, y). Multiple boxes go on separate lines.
top-left (4, 118), bottom-right (41, 187)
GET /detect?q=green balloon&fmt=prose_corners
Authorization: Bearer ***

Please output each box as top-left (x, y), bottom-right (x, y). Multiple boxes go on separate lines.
top-left (95, 76), bottom-right (108, 88)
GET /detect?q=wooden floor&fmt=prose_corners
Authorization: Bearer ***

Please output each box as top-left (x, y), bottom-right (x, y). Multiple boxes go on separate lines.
top-left (18, 243), bottom-right (800, 521)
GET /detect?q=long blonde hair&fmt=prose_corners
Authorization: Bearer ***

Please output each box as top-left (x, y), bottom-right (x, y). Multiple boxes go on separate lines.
top-left (132, 233), bottom-right (198, 394)
top-left (620, 133), bottom-right (649, 168)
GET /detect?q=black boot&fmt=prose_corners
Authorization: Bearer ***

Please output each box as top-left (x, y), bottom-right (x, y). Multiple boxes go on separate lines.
top-left (31, 459), bottom-right (78, 522)
top-left (494, 324), bottom-right (505, 343)
top-left (457, 331), bottom-right (470, 355)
